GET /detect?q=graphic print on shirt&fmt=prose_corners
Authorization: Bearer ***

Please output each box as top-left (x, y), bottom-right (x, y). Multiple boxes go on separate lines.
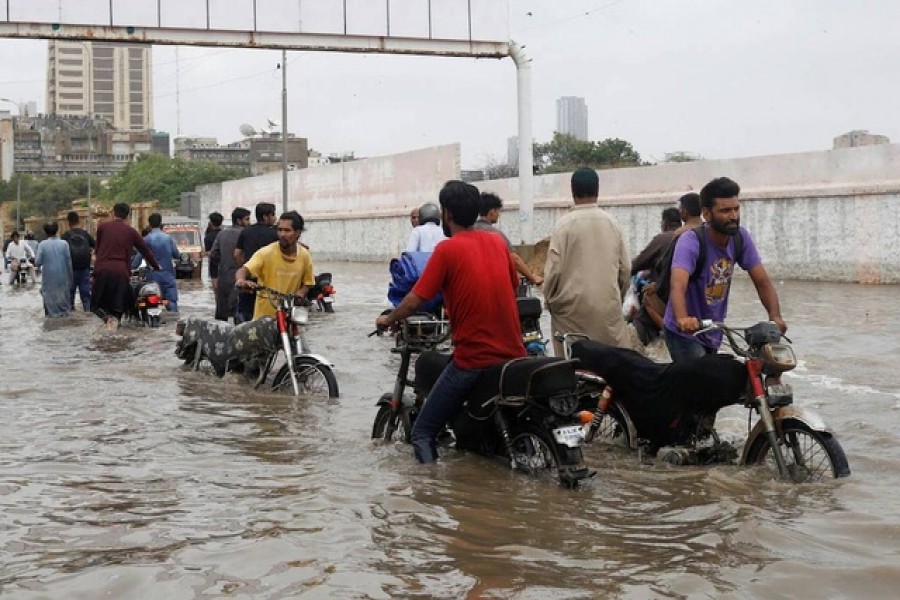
top-left (705, 257), bottom-right (734, 305)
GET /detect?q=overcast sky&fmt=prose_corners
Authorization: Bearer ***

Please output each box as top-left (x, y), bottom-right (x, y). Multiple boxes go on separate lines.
top-left (1, 0), bottom-right (898, 168)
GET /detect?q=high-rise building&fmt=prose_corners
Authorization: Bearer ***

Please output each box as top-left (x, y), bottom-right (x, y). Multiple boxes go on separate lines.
top-left (556, 96), bottom-right (588, 141)
top-left (47, 40), bottom-right (153, 132)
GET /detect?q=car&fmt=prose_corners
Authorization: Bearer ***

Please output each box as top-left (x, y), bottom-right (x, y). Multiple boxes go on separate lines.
top-left (162, 217), bottom-right (203, 279)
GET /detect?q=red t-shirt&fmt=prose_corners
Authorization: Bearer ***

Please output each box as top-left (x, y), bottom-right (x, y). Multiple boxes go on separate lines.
top-left (412, 229), bottom-right (525, 369)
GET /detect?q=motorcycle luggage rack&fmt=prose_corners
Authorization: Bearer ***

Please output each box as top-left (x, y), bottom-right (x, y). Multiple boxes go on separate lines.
top-left (400, 315), bottom-right (451, 347)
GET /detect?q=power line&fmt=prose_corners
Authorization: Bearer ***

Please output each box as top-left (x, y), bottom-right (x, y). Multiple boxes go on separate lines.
top-left (514, 0), bottom-right (628, 35)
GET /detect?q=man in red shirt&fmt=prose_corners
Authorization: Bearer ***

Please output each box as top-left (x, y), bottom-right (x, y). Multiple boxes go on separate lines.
top-left (376, 180), bottom-right (525, 463)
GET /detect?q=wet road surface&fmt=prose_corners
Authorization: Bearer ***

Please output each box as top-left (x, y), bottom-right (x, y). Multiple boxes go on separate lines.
top-left (1, 264), bottom-right (899, 598)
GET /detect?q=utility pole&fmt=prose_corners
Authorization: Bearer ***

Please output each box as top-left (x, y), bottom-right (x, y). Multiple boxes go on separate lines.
top-left (16, 175), bottom-right (21, 231)
top-left (281, 48), bottom-right (289, 213)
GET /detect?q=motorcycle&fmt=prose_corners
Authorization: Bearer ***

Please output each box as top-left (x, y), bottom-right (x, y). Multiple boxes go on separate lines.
top-left (9, 257), bottom-right (34, 286)
top-left (370, 314), bottom-right (593, 488)
top-left (175, 286), bottom-right (339, 398)
top-left (516, 277), bottom-right (547, 356)
top-left (306, 272), bottom-right (336, 313)
top-left (563, 320), bottom-right (851, 482)
top-left (128, 267), bottom-right (164, 327)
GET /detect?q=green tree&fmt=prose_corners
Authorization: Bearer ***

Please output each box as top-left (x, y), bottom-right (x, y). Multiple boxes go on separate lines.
top-left (103, 154), bottom-right (243, 209)
top-left (0, 174), bottom-right (89, 229)
top-left (533, 132), bottom-right (644, 173)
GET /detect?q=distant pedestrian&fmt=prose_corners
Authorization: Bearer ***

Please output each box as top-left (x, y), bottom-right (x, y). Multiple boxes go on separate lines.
top-left (233, 202), bottom-right (278, 323)
top-left (93, 203), bottom-right (161, 331)
top-left (35, 221), bottom-right (73, 318)
top-left (409, 208), bottom-right (419, 228)
top-left (474, 192), bottom-right (543, 287)
top-left (209, 207), bottom-right (251, 321)
top-left (204, 211), bottom-right (224, 253)
top-left (133, 213), bottom-right (181, 312)
top-left (61, 210), bottom-right (95, 311)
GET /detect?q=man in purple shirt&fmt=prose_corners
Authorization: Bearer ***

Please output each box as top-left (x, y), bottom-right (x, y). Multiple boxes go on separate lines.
top-left (664, 177), bottom-right (786, 362)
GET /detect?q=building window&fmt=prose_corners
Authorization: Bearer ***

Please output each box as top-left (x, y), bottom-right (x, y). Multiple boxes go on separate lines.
top-left (59, 58), bottom-right (83, 66)
top-left (95, 92), bottom-right (114, 102)
top-left (129, 81), bottom-right (143, 92)
top-left (59, 81), bottom-right (82, 88)
top-left (94, 80), bottom-right (113, 91)
top-left (59, 69), bottom-right (82, 77)
top-left (60, 92), bottom-right (84, 100)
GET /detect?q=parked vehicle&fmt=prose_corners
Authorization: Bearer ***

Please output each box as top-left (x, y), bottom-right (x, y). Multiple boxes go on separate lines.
top-left (564, 320), bottom-right (851, 482)
top-left (162, 218), bottom-right (203, 279)
top-left (175, 287), bottom-right (338, 398)
top-left (128, 266), bottom-right (164, 327)
top-left (370, 314), bottom-right (592, 488)
top-left (306, 272), bottom-right (336, 312)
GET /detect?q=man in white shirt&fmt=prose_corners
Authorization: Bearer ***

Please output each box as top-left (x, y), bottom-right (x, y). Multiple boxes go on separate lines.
top-left (5, 231), bottom-right (36, 284)
top-left (405, 203), bottom-right (447, 253)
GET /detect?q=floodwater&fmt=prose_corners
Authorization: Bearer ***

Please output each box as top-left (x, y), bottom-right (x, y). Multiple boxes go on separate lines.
top-left (1, 263), bottom-right (899, 599)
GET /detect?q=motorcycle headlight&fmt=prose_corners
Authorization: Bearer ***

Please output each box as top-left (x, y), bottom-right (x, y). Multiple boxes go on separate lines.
top-left (291, 306), bottom-right (309, 325)
top-left (547, 392), bottom-right (579, 417)
top-left (761, 343), bottom-right (796, 373)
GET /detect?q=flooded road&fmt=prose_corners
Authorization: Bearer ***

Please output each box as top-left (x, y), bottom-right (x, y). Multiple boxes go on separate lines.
top-left (1, 263), bottom-right (899, 598)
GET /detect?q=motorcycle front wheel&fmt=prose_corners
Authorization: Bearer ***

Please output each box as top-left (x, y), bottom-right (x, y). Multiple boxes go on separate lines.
top-left (372, 404), bottom-right (413, 443)
top-left (508, 426), bottom-right (563, 485)
top-left (272, 356), bottom-right (339, 399)
top-left (745, 418), bottom-right (851, 482)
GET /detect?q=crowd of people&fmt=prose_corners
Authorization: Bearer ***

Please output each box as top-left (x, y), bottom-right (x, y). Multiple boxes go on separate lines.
top-left (381, 170), bottom-right (786, 464)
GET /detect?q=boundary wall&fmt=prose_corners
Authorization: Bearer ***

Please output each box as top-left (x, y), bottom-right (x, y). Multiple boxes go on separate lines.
top-left (196, 142), bottom-right (900, 283)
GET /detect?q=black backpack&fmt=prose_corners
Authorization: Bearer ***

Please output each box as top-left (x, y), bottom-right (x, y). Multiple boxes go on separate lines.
top-left (652, 224), bottom-right (743, 304)
top-left (65, 229), bottom-right (92, 269)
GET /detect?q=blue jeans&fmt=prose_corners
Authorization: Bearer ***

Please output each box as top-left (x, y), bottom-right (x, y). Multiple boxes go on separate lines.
top-left (70, 268), bottom-right (91, 311)
top-left (411, 360), bottom-right (486, 463)
top-left (148, 271), bottom-right (179, 312)
top-left (664, 328), bottom-right (717, 363)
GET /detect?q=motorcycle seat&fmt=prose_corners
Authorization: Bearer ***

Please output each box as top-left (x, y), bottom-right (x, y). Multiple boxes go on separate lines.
top-left (516, 296), bottom-right (542, 320)
top-left (498, 357), bottom-right (578, 404)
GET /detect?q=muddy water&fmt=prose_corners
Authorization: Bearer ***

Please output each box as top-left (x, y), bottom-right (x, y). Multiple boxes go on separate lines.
top-left (1, 264), bottom-right (899, 598)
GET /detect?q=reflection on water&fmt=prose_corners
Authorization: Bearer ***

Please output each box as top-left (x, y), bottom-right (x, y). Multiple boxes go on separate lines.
top-left (1, 268), bottom-right (899, 597)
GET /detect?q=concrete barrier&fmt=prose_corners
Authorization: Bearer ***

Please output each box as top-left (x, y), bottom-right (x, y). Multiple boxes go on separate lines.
top-left (195, 143), bottom-right (900, 283)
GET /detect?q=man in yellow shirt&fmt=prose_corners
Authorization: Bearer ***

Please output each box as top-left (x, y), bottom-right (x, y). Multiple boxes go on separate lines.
top-left (234, 211), bottom-right (315, 320)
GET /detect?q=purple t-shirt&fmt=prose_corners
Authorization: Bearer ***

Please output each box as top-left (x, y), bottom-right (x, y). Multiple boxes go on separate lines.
top-left (663, 226), bottom-right (761, 348)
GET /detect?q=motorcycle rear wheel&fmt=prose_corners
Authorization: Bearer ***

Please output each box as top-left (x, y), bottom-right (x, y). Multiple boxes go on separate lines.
top-left (509, 426), bottom-right (563, 485)
top-left (745, 418), bottom-right (851, 482)
top-left (372, 405), bottom-right (412, 443)
top-left (272, 356), bottom-right (339, 399)
top-left (323, 302), bottom-right (334, 313)
top-left (150, 315), bottom-right (161, 328)
top-left (587, 402), bottom-right (633, 449)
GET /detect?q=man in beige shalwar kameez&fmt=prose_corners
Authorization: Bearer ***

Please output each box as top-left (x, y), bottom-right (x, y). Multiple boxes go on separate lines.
top-left (543, 167), bottom-right (637, 356)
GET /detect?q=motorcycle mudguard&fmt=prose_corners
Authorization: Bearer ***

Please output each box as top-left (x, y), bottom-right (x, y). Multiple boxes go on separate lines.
top-left (739, 405), bottom-right (833, 464)
top-left (375, 392), bottom-right (415, 408)
top-left (298, 353), bottom-right (334, 369)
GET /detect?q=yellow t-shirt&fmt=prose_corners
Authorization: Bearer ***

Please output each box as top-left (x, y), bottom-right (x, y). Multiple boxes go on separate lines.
top-left (244, 242), bottom-right (315, 319)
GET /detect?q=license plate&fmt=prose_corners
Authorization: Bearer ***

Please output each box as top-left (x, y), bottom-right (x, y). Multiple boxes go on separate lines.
top-left (323, 296), bottom-right (334, 303)
top-left (148, 307), bottom-right (162, 316)
top-left (553, 425), bottom-right (585, 448)
top-left (768, 383), bottom-right (793, 397)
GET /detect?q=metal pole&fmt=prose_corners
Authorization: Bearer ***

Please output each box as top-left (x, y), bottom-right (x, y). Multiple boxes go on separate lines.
top-left (16, 175), bottom-right (21, 230)
top-left (510, 42), bottom-right (534, 244)
top-left (87, 128), bottom-right (92, 234)
top-left (281, 48), bottom-right (289, 213)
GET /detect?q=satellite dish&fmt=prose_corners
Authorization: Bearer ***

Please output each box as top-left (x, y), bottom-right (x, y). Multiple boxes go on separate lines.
top-left (239, 123), bottom-right (256, 137)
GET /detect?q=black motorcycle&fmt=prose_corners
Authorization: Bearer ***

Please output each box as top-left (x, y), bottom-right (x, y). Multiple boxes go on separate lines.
top-left (370, 314), bottom-right (592, 488)
top-left (127, 267), bottom-right (164, 327)
top-left (306, 272), bottom-right (336, 312)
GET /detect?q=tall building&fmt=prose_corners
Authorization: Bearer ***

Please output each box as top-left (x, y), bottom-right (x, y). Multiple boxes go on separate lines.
top-left (47, 40), bottom-right (153, 132)
top-left (556, 96), bottom-right (589, 141)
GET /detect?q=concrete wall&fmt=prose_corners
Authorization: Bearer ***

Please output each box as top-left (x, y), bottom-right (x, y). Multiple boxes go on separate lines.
top-left (193, 143), bottom-right (900, 283)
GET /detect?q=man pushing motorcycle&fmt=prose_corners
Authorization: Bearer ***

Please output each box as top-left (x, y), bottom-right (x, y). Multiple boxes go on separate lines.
top-left (375, 180), bottom-right (525, 463)
top-left (234, 210), bottom-right (314, 319)
top-left (665, 176), bottom-right (787, 362)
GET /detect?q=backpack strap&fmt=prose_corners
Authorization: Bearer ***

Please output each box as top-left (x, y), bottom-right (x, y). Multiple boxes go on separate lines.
top-left (689, 225), bottom-right (706, 281)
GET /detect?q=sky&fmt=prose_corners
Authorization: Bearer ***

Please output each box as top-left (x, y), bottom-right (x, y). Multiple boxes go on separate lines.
top-left (1, 0), bottom-right (899, 169)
